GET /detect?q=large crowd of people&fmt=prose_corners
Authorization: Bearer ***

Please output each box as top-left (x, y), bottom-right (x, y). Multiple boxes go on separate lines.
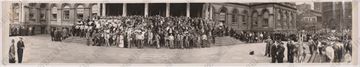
top-left (263, 31), bottom-right (352, 63)
top-left (51, 15), bottom-right (222, 49)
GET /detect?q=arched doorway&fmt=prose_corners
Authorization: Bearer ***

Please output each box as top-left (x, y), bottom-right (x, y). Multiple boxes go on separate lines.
top-left (219, 7), bottom-right (227, 25)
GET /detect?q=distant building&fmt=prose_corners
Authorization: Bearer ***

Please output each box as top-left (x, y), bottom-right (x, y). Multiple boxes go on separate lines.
top-left (10, 2), bottom-right (297, 34)
top-left (321, 2), bottom-right (352, 32)
top-left (296, 3), bottom-right (322, 33)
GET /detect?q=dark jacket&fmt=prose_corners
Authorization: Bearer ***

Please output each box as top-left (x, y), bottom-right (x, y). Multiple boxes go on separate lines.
top-left (277, 45), bottom-right (285, 58)
top-left (9, 44), bottom-right (16, 63)
top-left (270, 44), bottom-right (278, 57)
top-left (17, 40), bottom-right (25, 51)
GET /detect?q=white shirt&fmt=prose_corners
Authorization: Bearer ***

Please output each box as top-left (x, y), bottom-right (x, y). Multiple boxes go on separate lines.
top-left (168, 35), bottom-right (174, 40)
top-left (202, 35), bottom-right (207, 40)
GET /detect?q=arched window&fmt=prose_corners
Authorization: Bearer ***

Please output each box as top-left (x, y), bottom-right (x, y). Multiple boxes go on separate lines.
top-left (262, 9), bottom-right (269, 27)
top-left (91, 4), bottom-right (99, 16)
top-left (63, 4), bottom-right (70, 20)
top-left (77, 4), bottom-right (85, 20)
top-left (219, 7), bottom-right (227, 24)
top-left (242, 10), bottom-right (248, 23)
top-left (51, 4), bottom-right (58, 20)
top-left (252, 11), bottom-right (258, 27)
top-left (40, 4), bottom-right (47, 20)
top-left (232, 9), bottom-right (239, 23)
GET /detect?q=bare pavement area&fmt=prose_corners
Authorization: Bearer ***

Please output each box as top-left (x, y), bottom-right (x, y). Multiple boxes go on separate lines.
top-left (4, 34), bottom-right (332, 63)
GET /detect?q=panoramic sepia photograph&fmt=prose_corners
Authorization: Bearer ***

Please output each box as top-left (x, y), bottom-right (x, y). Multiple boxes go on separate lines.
top-left (2, 1), bottom-right (353, 64)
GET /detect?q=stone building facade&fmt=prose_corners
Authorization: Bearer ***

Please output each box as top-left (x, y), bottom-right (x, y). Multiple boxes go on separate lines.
top-left (10, 3), bottom-right (100, 34)
top-left (211, 3), bottom-right (297, 32)
top-left (10, 3), bottom-right (297, 34)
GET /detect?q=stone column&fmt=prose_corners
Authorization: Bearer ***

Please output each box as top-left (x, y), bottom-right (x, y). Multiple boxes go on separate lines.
top-left (166, 3), bottom-right (170, 17)
top-left (186, 3), bottom-right (190, 17)
top-left (144, 3), bottom-right (149, 17)
top-left (21, 3), bottom-right (25, 23)
top-left (122, 3), bottom-right (127, 16)
top-left (97, 3), bottom-right (101, 16)
top-left (57, 3), bottom-right (62, 25)
top-left (209, 4), bottom-right (213, 20)
top-left (204, 3), bottom-right (208, 19)
top-left (101, 3), bottom-right (106, 16)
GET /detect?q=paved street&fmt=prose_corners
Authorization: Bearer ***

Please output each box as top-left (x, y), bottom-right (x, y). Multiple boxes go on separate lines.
top-left (5, 35), bottom-right (272, 63)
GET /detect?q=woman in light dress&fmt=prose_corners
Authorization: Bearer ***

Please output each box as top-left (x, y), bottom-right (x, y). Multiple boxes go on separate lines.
top-left (117, 31), bottom-right (124, 48)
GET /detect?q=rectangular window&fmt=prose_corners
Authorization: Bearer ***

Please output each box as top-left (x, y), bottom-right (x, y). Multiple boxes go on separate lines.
top-left (232, 15), bottom-right (237, 22)
top-left (92, 13), bottom-right (97, 16)
top-left (77, 14), bottom-right (83, 20)
top-left (52, 14), bottom-right (57, 20)
top-left (263, 19), bottom-right (269, 27)
top-left (64, 10), bottom-right (70, 20)
top-left (40, 14), bottom-right (45, 19)
top-left (14, 13), bottom-right (19, 19)
top-left (219, 13), bottom-right (226, 21)
top-left (29, 13), bottom-right (34, 19)
top-left (242, 15), bottom-right (246, 22)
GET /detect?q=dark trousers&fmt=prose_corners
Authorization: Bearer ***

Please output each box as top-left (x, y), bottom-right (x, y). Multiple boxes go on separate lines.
top-left (137, 39), bottom-right (143, 48)
top-left (9, 58), bottom-right (15, 63)
top-left (288, 54), bottom-right (294, 63)
top-left (271, 56), bottom-right (277, 63)
top-left (277, 57), bottom-right (284, 63)
top-left (17, 50), bottom-right (23, 63)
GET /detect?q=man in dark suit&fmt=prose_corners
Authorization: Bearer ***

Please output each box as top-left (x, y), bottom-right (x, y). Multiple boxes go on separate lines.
top-left (287, 40), bottom-right (296, 63)
top-left (270, 40), bottom-right (278, 63)
top-left (277, 41), bottom-right (285, 63)
top-left (50, 28), bottom-right (55, 41)
top-left (17, 37), bottom-right (25, 63)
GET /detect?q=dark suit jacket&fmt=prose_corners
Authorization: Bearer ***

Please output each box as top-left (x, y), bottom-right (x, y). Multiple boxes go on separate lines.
top-left (17, 41), bottom-right (25, 51)
top-left (277, 45), bottom-right (285, 58)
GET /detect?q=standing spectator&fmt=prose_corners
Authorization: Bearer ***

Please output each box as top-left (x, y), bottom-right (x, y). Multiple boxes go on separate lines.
top-left (277, 41), bottom-right (285, 63)
top-left (270, 40), bottom-right (278, 63)
top-left (264, 36), bottom-right (272, 57)
top-left (9, 39), bottom-right (16, 63)
top-left (17, 37), bottom-right (25, 63)
top-left (287, 40), bottom-right (296, 63)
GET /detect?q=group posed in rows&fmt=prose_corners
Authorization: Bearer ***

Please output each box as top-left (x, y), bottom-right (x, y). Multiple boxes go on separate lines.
top-left (264, 32), bottom-right (352, 63)
top-left (68, 15), bottom-right (220, 49)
